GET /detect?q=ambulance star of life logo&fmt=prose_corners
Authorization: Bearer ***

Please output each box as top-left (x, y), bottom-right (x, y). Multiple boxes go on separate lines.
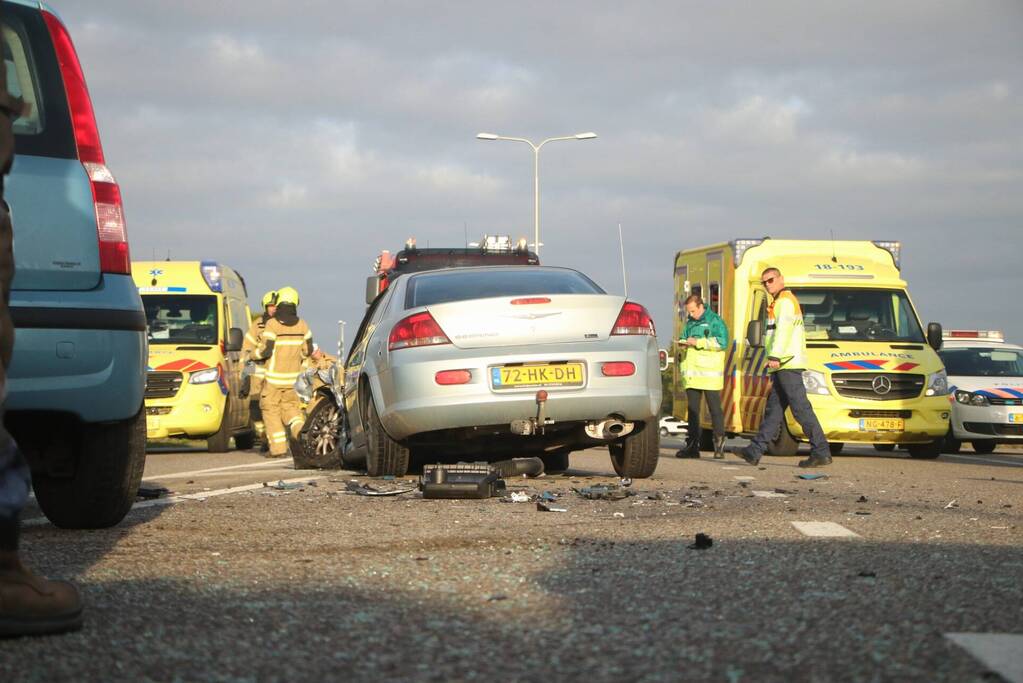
top-left (148, 268), bottom-right (164, 277)
top-left (872, 376), bottom-right (893, 395)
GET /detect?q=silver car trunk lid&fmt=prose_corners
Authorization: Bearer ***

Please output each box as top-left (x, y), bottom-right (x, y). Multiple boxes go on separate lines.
top-left (428, 294), bottom-right (626, 349)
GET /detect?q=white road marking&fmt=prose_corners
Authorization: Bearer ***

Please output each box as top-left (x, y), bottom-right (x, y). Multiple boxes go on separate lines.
top-left (946, 633), bottom-right (1023, 683)
top-left (791, 521), bottom-right (861, 538)
top-left (21, 475), bottom-right (328, 528)
top-left (721, 466), bottom-right (740, 470)
top-left (144, 458), bottom-right (296, 481)
top-left (734, 476), bottom-right (756, 481)
top-left (752, 490), bottom-right (787, 498)
top-left (943, 454), bottom-right (1023, 468)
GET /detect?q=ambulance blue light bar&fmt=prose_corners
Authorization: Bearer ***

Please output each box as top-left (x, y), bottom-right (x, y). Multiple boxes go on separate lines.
top-left (200, 260), bottom-right (223, 292)
top-left (872, 240), bottom-right (901, 270)
top-left (729, 237), bottom-right (768, 267)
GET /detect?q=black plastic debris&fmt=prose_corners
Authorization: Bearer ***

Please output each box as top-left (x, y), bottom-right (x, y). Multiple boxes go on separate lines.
top-left (345, 480), bottom-right (416, 497)
top-left (137, 486), bottom-right (170, 500)
top-left (857, 570), bottom-right (877, 578)
top-left (688, 533), bottom-right (713, 550)
top-left (573, 484), bottom-right (635, 501)
top-left (421, 462), bottom-right (506, 499)
top-left (856, 495), bottom-right (868, 503)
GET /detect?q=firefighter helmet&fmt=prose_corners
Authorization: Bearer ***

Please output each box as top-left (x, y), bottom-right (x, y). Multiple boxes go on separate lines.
top-left (276, 286), bottom-right (300, 307)
top-left (261, 290), bottom-right (278, 308)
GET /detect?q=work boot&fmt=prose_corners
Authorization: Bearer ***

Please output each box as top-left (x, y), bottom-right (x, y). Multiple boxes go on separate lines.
top-left (0, 551), bottom-right (83, 638)
top-left (798, 453), bottom-right (833, 468)
top-left (727, 446), bottom-right (761, 466)
top-left (674, 440), bottom-right (700, 459)
top-left (713, 435), bottom-right (726, 459)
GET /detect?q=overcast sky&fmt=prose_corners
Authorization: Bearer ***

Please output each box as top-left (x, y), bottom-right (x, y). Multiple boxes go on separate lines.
top-left (57, 1), bottom-right (1023, 351)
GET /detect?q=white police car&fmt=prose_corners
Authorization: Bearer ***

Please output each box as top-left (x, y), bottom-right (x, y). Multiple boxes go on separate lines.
top-left (939, 330), bottom-right (1023, 454)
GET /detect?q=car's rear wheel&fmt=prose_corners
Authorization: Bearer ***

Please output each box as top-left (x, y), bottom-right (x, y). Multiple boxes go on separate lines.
top-left (33, 408), bottom-right (146, 529)
top-left (365, 396), bottom-right (409, 477)
top-left (941, 428), bottom-right (961, 454)
top-left (971, 440), bottom-right (996, 455)
top-left (295, 397), bottom-right (343, 470)
top-left (540, 452), bottom-right (569, 474)
top-left (909, 440), bottom-right (942, 459)
top-left (608, 422), bottom-right (659, 479)
top-left (767, 422), bottom-right (799, 456)
top-left (873, 443), bottom-right (896, 452)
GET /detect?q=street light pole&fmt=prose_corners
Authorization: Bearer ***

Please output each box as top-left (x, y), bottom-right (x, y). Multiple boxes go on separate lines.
top-left (477, 131), bottom-right (596, 257)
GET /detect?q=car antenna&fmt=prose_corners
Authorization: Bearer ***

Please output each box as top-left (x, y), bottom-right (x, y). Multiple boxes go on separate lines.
top-left (830, 229), bottom-right (838, 263)
top-left (618, 222), bottom-right (628, 298)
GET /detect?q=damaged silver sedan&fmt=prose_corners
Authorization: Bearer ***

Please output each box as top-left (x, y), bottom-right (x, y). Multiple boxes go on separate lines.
top-left (340, 266), bottom-right (662, 478)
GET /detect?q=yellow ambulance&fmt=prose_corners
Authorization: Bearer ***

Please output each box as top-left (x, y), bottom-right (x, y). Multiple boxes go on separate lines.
top-left (672, 238), bottom-right (950, 458)
top-left (132, 261), bottom-right (256, 451)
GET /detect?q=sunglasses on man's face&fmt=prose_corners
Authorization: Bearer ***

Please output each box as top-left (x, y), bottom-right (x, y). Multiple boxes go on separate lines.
top-left (761, 276), bottom-right (776, 286)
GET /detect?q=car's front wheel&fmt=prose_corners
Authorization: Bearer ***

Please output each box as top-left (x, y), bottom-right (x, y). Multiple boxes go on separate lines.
top-left (365, 395), bottom-right (409, 477)
top-left (296, 397), bottom-right (343, 470)
top-left (971, 440), bottom-right (996, 455)
top-left (608, 422), bottom-right (659, 479)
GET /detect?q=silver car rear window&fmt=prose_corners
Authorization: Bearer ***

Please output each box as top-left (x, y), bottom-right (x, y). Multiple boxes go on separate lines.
top-left (406, 268), bottom-right (603, 308)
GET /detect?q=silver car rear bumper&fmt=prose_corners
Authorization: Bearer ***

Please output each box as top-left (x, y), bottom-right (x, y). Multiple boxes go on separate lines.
top-left (372, 341), bottom-right (660, 440)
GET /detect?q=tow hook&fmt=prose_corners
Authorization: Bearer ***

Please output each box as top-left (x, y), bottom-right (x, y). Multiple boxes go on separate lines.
top-left (510, 390), bottom-right (552, 436)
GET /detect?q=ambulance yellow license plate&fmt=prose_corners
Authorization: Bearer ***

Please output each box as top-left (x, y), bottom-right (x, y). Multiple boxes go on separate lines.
top-left (1010, 413), bottom-right (1023, 424)
top-left (491, 363), bottom-right (584, 389)
top-left (859, 418), bottom-right (904, 432)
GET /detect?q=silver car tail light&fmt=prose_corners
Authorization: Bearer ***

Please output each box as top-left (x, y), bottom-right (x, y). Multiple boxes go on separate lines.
top-left (388, 311), bottom-right (451, 350)
top-left (610, 302), bottom-right (656, 336)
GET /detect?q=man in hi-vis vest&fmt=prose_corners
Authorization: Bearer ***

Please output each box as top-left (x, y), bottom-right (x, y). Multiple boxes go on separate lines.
top-left (253, 287), bottom-right (313, 458)
top-left (676, 294), bottom-right (728, 459)
top-left (731, 267), bottom-right (831, 468)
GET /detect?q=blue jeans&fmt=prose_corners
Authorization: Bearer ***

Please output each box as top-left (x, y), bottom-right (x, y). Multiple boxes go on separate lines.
top-left (748, 369), bottom-right (830, 458)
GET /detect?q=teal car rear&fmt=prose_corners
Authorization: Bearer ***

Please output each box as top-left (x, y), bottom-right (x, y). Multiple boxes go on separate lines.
top-left (3, 2), bottom-right (146, 528)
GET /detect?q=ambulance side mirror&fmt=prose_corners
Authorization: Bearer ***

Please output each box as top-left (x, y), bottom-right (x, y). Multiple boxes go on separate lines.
top-left (227, 327), bottom-right (244, 352)
top-left (746, 320), bottom-right (763, 348)
top-left (658, 348), bottom-right (670, 371)
top-left (926, 322), bottom-right (943, 351)
top-left (365, 276), bottom-right (380, 305)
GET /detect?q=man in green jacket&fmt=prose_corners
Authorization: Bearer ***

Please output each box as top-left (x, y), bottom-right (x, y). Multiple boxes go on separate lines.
top-left (676, 294), bottom-right (729, 458)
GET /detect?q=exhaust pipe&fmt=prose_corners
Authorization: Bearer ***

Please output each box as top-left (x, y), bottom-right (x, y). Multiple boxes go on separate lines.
top-left (584, 418), bottom-right (635, 440)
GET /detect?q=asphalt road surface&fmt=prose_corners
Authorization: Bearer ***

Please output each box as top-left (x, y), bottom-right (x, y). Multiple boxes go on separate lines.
top-left (3, 438), bottom-right (1022, 682)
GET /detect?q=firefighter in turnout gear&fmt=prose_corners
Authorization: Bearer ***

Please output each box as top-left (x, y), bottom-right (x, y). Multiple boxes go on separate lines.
top-left (253, 287), bottom-right (313, 458)
top-left (240, 291), bottom-right (277, 448)
top-left (730, 267), bottom-right (831, 468)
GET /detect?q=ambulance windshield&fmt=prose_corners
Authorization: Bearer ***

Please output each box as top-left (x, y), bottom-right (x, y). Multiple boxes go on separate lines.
top-left (142, 295), bottom-right (219, 345)
top-left (790, 288), bottom-right (925, 343)
top-left (939, 348), bottom-right (1023, 377)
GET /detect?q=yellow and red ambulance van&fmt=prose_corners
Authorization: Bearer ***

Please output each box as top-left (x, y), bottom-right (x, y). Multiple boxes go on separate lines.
top-left (132, 261), bottom-right (255, 451)
top-left (672, 238), bottom-right (950, 458)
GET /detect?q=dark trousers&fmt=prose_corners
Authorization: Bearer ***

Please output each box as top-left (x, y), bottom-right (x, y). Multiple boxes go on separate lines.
top-left (748, 369), bottom-right (829, 458)
top-left (0, 59), bottom-right (27, 550)
top-left (686, 388), bottom-right (724, 447)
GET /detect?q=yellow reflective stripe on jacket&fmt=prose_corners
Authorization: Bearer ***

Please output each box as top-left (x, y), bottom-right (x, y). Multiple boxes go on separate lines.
top-left (765, 290), bottom-right (806, 371)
